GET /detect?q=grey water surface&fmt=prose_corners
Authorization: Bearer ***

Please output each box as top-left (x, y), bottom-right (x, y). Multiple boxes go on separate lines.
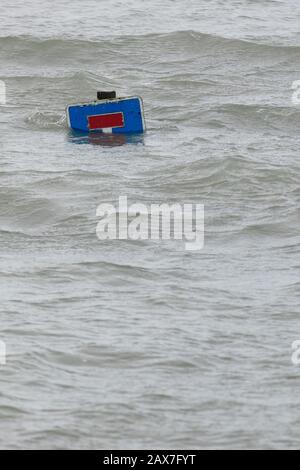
top-left (0, 0), bottom-right (300, 449)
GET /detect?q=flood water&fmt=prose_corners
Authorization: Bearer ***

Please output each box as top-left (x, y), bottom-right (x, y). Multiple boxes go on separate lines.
top-left (0, 0), bottom-right (300, 449)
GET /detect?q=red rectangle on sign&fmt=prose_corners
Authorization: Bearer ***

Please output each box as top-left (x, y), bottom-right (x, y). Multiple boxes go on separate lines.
top-left (88, 112), bottom-right (124, 130)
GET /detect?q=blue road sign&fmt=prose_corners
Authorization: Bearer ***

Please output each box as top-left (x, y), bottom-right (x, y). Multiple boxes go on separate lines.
top-left (67, 96), bottom-right (145, 134)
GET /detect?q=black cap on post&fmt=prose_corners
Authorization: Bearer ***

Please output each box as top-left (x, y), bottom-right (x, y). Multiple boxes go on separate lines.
top-left (97, 91), bottom-right (117, 100)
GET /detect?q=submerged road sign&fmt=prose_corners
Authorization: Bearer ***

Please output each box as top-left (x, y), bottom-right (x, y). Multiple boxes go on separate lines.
top-left (67, 96), bottom-right (145, 134)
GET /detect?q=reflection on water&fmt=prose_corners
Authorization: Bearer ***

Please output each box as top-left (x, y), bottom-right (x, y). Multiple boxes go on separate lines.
top-left (68, 130), bottom-right (145, 147)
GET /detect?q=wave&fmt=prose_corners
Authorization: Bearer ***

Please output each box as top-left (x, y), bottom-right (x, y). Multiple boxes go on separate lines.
top-left (203, 104), bottom-right (300, 131)
top-left (25, 111), bottom-right (66, 129)
top-left (1, 30), bottom-right (299, 61)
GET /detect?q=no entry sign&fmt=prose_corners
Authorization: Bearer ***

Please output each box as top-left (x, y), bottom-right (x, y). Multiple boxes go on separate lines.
top-left (67, 96), bottom-right (145, 134)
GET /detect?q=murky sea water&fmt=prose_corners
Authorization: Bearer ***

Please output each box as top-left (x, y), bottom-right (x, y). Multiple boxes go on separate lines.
top-left (0, 0), bottom-right (300, 450)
